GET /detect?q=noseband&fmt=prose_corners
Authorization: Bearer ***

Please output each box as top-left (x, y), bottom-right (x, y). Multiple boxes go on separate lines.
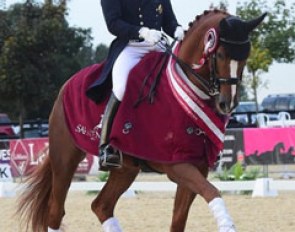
top-left (208, 53), bottom-right (242, 96)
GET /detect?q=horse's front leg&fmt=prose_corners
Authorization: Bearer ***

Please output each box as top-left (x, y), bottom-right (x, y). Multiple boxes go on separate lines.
top-left (170, 185), bottom-right (196, 232)
top-left (165, 163), bottom-right (236, 232)
top-left (91, 156), bottom-right (140, 232)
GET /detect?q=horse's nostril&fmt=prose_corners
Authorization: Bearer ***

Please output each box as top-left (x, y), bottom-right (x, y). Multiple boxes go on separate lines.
top-left (218, 101), bottom-right (232, 114)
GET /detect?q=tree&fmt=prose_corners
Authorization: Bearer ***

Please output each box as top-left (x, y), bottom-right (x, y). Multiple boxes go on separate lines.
top-left (237, 0), bottom-right (295, 106)
top-left (243, 43), bottom-right (272, 110)
top-left (0, 0), bottom-right (93, 124)
top-left (95, 43), bottom-right (109, 63)
top-left (210, 0), bottom-right (229, 11)
top-left (76, 43), bottom-right (109, 68)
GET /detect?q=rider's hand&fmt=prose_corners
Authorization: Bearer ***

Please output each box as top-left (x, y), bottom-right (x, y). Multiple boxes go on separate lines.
top-left (139, 27), bottom-right (162, 44)
top-left (174, 26), bottom-right (184, 41)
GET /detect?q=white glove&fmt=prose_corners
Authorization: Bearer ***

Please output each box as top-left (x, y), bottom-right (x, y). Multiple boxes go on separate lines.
top-left (139, 27), bottom-right (162, 44)
top-left (174, 26), bottom-right (184, 41)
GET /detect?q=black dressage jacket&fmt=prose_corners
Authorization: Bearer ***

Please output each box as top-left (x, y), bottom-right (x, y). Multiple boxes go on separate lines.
top-left (86, 0), bottom-right (180, 102)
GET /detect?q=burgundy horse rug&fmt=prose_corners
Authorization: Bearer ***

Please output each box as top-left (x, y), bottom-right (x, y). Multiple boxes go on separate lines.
top-left (62, 45), bottom-right (228, 167)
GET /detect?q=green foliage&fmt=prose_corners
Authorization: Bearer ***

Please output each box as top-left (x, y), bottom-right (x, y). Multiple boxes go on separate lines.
top-left (236, 0), bottom-right (295, 101)
top-left (210, 0), bottom-right (229, 11)
top-left (241, 166), bottom-right (261, 180)
top-left (86, 171), bottom-right (109, 195)
top-left (242, 43), bottom-right (272, 101)
top-left (247, 43), bottom-right (273, 74)
top-left (237, 0), bottom-right (295, 63)
top-left (0, 1), bottom-right (103, 120)
top-left (99, 171), bottom-right (109, 182)
top-left (215, 162), bottom-right (261, 181)
top-left (95, 44), bottom-right (109, 63)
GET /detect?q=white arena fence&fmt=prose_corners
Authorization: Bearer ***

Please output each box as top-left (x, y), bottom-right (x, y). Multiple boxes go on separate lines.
top-left (1, 179), bottom-right (295, 198)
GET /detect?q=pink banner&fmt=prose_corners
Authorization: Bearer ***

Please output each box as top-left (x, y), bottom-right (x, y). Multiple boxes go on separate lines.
top-left (244, 127), bottom-right (295, 157)
top-left (9, 138), bottom-right (95, 177)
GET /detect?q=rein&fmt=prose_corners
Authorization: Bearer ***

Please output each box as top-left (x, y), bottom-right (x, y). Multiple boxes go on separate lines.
top-left (161, 41), bottom-right (212, 94)
top-left (133, 51), bottom-right (169, 107)
top-left (161, 38), bottom-right (241, 96)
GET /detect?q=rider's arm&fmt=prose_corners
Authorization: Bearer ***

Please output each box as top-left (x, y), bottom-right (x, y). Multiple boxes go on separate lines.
top-left (161, 0), bottom-right (181, 38)
top-left (101, 0), bottom-right (141, 40)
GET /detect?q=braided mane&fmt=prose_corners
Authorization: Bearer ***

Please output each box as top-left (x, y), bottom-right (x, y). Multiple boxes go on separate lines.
top-left (186, 9), bottom-right (229, 33)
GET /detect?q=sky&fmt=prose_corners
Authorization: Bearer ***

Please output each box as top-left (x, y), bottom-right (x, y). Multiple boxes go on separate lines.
top-left (4, 0), bottom-right (295, 103)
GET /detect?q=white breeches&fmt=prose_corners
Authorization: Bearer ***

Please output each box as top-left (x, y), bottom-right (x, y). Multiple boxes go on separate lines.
top-left (112, 41), bottom-right (164, 101)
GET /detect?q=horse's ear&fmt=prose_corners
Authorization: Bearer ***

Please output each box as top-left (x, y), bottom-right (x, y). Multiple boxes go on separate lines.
top-left (219, 17), bottom-right (229, 31)
top-left (245, 12), bottom-right (267, 32)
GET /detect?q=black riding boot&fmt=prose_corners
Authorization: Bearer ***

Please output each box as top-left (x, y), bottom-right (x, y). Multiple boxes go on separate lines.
top-left (99, 93), bottom-right (121, 168)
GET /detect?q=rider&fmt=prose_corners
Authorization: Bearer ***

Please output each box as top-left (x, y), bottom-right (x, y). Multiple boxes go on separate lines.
top-left (88, 0), bottom-right (185, 169)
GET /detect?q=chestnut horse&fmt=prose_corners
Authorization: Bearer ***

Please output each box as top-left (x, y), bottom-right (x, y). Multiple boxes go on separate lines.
top-left (17, 10), bottom-right (266, 232)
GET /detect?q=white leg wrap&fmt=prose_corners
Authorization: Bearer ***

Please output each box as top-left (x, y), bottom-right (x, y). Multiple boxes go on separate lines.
top-left (209, 198), bottom-right (236, 232)
top-left (102, 217), bottom-right (122, 232)
top-left (48, 227), bottom-right (61, 232)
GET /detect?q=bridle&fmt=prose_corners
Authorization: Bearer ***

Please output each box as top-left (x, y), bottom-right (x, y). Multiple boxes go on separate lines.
top-left (161, 29), bottom-right (248, 96)
top-left (208, 52), bottom-right (242, 96)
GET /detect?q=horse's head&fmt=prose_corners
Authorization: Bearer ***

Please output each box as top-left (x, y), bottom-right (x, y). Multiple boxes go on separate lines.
top-left (178, 10), bottom-right (267, 115)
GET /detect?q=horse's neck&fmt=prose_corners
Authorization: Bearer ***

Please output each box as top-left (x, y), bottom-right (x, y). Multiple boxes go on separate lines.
top-left (178, 11), bottom-right (226, 67)
top-left (178, 32), bottom-right (204, 66)
top-left (176, 34), bottom-right (210, 93)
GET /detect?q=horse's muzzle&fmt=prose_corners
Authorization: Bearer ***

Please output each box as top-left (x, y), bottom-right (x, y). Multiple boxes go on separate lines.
top-left (215, 95), bottom-right (237, 115)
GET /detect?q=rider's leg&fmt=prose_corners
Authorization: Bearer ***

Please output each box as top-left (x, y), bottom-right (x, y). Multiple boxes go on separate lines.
top-left (99, 42), bottom-right (155, 168)
top-left (99, 93), bottom-right (121, 168)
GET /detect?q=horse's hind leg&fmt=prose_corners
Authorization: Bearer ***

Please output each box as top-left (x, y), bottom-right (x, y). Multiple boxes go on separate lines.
top-left (47, 97), bottom-right (86, 230)
top-left (91, 157), bottom-right (140, 230)
top-left (170, 185), bottom-right (196, 232)
top-left (47, 143), bottom-right (85, 230)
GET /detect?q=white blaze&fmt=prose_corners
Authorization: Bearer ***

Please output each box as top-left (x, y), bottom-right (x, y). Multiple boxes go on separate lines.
top-left (230, 60), bottom-right (238, 108)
